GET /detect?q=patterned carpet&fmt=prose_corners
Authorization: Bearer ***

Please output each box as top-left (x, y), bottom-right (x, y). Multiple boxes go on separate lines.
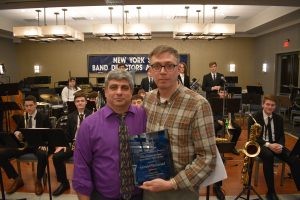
top-left (4, 192), bottom-right (300, 200)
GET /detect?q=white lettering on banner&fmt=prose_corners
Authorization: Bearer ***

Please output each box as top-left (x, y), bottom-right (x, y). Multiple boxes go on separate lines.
top-left (111, 65), bottom-right (118, 70)
top-left (92, 65), bottom-right (108, 71)
top-left (113, 57), bottom-right (126, 63)
top-left (129, 57), bottom-right (145, 63)
top-left (127, 64), bottom-right (143, 71)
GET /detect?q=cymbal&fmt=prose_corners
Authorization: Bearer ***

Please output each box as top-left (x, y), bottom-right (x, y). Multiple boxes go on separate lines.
top-left (81, 87), bottom-right (93, 93)
top-left (40, 94), bottom-right (61, 103)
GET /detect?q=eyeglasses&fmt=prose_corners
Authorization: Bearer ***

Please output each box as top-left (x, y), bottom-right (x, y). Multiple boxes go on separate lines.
top-left (150, 63), bottom-right (177, 72)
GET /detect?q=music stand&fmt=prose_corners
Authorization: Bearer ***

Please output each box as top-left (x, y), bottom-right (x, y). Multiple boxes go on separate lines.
top-left (20, 128), bottom-right (69, 200)
top-left (0, 83), bottom-right (21, 132)
top-left (67, 101), bottom-right (76, 114)
top-left (208, 98), bottom-right (223, 116)
top-left (246, 86), bottom-right (264, 95)
top-left (227, 87), bottom-right (242, 95)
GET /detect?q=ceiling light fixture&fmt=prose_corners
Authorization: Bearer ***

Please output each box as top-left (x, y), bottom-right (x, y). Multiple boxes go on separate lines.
top-left (173, 6), bottom-right (204, 40)
top-left (173, 5), bottom-right (235, 40)
top-left (203, 6), bottom-right (235, 39)
top-left (124, 6), bottom-right (151, 40)
top-left (13, 8), bottom-right (84, 42)
top-left (93, 7), bottom-right (122, 40)
top-left (13, 9), bottom-right (43, 38)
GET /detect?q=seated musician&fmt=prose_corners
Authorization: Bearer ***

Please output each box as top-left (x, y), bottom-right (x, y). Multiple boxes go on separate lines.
top-left (52, 92), bottom-right (92, 196)
top-left (131, 94), bottom-right (143, 108)
top-left (0, 95), bottom-right (50, 195)
top-left (248, 94), bottom-right (300, 200)
top-left (214, 88), bottom-right (242, 155)
top-left (212, 88), bottom-right (242, 200)
top-left (61, 77), bottom-right (81, 103)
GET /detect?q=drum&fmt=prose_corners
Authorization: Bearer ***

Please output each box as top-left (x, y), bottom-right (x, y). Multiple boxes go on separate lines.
top-left (55, 115), bottom-right (68, 130)
top-left (51, 104), bottom-right (64, 119)
top-left (37, 102), bottom-right (51, 117)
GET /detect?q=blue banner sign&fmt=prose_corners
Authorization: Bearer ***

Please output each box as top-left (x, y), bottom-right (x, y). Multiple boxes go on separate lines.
top-left (88, 54), bottom-right (149, 73)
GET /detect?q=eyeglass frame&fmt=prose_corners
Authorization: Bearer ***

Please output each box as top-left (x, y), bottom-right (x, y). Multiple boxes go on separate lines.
top-left (150, 63), bottom-right (178, 72)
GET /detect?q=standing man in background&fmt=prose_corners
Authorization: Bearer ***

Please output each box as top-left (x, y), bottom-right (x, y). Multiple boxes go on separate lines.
top-left (202, 62), bottom-right (225, 98)
top-left (73, 69), bottom-right (146, 200)
top-left (177, 62), bottom-right (190, 88)
top-left (140, 67), bottom-right (157, 92)
top-left (141, 45), bottom-right (217, 200)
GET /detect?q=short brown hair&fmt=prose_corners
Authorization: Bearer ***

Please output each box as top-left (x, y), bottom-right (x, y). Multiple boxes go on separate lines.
top-left (262, 94), bottom-right (277, 104)
top-left (118, 63), bottom-right (126, 68)
top-left (132, 94), bottom-right (143, 101)
top-left (209, 62), bottom-right (217, 67)
top-left (74, 91), bottom-right (87, 101)
top-left (24, 95), bottom-right (37, 104)
top-left (149, 45), bottom-right (179, 63)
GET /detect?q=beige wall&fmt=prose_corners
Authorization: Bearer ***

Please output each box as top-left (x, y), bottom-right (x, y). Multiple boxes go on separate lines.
top-left (254, 23), bottom-right (300, 94)
top-left (14, 37), bottom-right (255, 89)
top-left (0, 37), bottom-right (17, 83)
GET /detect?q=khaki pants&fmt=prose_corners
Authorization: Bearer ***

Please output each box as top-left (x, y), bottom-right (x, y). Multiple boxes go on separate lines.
top-left (143, 189), bottom-right (199, 200)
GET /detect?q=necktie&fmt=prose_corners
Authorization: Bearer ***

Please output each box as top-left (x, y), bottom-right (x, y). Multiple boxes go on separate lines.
top-left (149, 77), bottom-right (153, 91)
top-left (214, 74), bottom-right (216, 80)
top-left (267, 117), bottom-right (273, 143)
top-left (28, 116), bottom-right (32, 128)
top-left (118, 114), bottom-right (134, 200)
top-left (79, 114), bottom-right (84, 124)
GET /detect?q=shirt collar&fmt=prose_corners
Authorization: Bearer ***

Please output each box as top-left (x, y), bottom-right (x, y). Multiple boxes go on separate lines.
top-left (263, 110), bottom-right (272, 121)
top-left (155, 84), bottom-right (181, 105)
top-left (103, 105), bottom-right (135, 119)
top-left (29, 110), bottom-right (37, 119)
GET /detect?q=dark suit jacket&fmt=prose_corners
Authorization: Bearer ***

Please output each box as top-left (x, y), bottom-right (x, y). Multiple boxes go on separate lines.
top-left (67, 109), bottom-right (92, 142)
top-left (14, 111), bottom-right (50, 130)
top-left (178, 74), bottom-right (190, 88)
top-left (248, 111), bottom-right (285, 147)
top-left (140, 77), bottom-right (157, 92)
top-left (202, 72), bottom-right (224, 97)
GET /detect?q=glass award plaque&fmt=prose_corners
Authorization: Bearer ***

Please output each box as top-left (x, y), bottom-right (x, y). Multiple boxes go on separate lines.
top-left (129, 129), bottom-right (174, 185)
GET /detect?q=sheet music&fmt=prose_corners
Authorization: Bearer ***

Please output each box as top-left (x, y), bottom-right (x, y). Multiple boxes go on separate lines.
top-left (199, 148), bottom-right (227, 188)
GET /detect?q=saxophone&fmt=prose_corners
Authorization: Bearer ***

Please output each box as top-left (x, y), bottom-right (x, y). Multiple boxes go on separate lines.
top-left (241, 114), bottom-right (262, 185)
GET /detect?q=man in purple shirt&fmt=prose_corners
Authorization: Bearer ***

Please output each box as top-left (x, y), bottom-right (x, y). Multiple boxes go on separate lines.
top-left (72, 69), bottom-right (147, 200)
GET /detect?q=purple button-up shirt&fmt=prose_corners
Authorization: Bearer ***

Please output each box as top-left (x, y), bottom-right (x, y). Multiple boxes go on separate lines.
top-left (72, 105), bottom-right (147, 198)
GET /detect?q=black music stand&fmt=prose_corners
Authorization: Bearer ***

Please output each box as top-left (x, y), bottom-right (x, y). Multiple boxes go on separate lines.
top-left (66, 101), bottom-right (76, 114)
top-left (227, 87), bottom-right (242, 95)
top-left (20, 128), bottom-right (69, 200)
top-left (246, 86), bottom-right (264, 95)
top-left (208, 98), bottom-right (223, 116)
top-left (242, 94), bottom-right (262, 113)
top-left (234, 158), bottom-right (263, 200)
top-left (0, 84), bottom-right (20, 132)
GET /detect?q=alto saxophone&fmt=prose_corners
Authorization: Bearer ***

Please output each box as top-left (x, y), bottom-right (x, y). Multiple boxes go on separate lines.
top-left (241, 114), bottom-right (262, 185)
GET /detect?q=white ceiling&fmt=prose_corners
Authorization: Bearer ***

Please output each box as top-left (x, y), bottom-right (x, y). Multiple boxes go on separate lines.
top-left (0, 0), bottom-right (299, 37)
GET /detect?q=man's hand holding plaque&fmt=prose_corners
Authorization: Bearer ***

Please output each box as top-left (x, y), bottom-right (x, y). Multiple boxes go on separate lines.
top-left (129, 129), bottom-right (174, 186)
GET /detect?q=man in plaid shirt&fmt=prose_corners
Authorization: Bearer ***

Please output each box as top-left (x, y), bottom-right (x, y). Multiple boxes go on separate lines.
top-left (141, 45), bottom-right (217, 200)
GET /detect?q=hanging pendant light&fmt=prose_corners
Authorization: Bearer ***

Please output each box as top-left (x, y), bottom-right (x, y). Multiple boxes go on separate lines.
top-left (93, 7), bottom-right (122, 39)
top-left (203, 6), bottom-right (235, 37)
top-left (173, 6), bottom-right (204, 40)
top-left (13, 9), bottom-right (43, 38)
top-left (124, 6), bottom-right (151, 40)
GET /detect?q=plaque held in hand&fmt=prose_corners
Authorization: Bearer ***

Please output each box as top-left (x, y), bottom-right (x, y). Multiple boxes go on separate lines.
top-left (129, 129), bottom-right (174, 185)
